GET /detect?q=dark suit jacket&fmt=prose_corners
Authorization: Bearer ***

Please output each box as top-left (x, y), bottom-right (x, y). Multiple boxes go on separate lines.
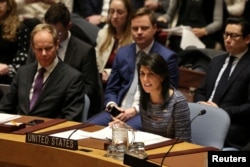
top-left (64, 36), bottom-right (103, 117)
top-left (73, 0), bottom-right (103, 18)
top-left (104, 41), bottom-right (179, 106)
top-left (0, 61), bottom-right (85, 121)
top-left (194, 50), bottom-right (250, 148)
top-left (27, 35), bottom-right (102, 118)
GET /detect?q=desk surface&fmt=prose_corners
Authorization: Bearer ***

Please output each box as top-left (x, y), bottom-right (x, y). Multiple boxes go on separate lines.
top-left (0, 116), bottom-right (209, 167)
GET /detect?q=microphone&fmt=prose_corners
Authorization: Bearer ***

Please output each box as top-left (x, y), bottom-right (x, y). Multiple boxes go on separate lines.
top-left (199, 109), bottom-right (206, 116)
top-left (160, 109), bottom-right (206, 167)
top-left (67, 110), bottom-right (110, 139)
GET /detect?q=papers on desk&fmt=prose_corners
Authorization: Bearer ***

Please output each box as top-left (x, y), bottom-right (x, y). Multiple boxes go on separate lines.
top-left (50, 129), bottom-right (91, 140)
top-left (89, 127), bottom-right (170, 146)
top-left (162, 25), bottom-right (205, 50)
top-left (0, 113), bottom-right (21, 123)
top-left (51, 126), bottom-right (170, 146)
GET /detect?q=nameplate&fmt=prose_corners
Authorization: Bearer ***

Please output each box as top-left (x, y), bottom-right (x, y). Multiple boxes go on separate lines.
top-left (25, 133), bottom-right (78, 150)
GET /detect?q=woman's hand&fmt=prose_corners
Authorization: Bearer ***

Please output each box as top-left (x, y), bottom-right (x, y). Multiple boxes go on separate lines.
top-left (115, 107), bottom-right (137, 122)
top-left (0, 64), bottom-right (9, 75)
top-left (144, 0), bottom-right (159, 11)
top-left (192, 28), bottom-right (208, 38)
top-left (102, 71), bottom-right (108, 83)
top-left (86, 15), bottom-right (103, 25)
top-left (198, 101), bottom-right (219, 108)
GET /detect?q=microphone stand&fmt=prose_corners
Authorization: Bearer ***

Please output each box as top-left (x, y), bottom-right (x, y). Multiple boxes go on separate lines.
top-left (67, 111), bottom-right (106, 139)
top-left (124, 110), bottom-right (206, 167)
top-left (160, 109), bottom-right (206, 167)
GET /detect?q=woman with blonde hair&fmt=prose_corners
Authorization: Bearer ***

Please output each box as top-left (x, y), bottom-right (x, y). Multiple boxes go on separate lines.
top-left (0, 0), bottom-right (30, 84)
top-left (96, 0), bottom-right (133, 88)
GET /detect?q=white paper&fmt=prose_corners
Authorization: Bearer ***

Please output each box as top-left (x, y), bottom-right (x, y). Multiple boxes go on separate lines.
top-left (162, 26), bottom-right (183, 36)
top-left (162, 25), bottom-right (205, 49)
top-left (181, 27), bottom-right (205, 49)
top-left (0, 113), bottom-right (21, 123)
top-left (51, 126), bottom-right (170, 146)
top-left (50, 129), bottom-right (91, 140)
top-left (89, 127), bottom-right (170, 146)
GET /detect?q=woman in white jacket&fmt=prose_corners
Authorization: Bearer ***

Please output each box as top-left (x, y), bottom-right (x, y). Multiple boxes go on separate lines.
top-left (95, 0), bottom-right (133, 88)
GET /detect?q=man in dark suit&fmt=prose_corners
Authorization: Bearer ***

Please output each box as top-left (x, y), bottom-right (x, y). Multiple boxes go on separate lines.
top-left (88, 7), bottom-right (178, 129)
top-left (0, 23), bottom-right (85, 121)
top-left (26, 3), bottom-right (102, 119)
top-left (194, 17), bottom-right (250, 150)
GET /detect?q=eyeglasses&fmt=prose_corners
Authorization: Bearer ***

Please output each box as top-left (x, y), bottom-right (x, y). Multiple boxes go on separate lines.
top-left (223, 32), bottom-right (244, 40)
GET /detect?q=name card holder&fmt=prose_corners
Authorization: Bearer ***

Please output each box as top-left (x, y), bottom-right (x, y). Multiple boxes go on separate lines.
top-left (26, 133), bottom-right (78, 150)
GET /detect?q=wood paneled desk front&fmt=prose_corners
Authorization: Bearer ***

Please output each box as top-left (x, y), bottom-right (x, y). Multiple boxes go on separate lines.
top-left (0, 116), bottom-right (212, 167)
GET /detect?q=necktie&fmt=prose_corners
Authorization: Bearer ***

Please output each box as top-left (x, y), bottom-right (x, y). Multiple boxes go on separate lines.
top-left (213, 56), bottom-right (236, 103)
top-left (30, 68), bottom-right (46, 110)
top-left (123, 51), bottom-right (145, 109)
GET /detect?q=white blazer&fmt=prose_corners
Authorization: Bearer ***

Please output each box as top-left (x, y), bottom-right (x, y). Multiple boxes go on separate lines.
top-left (95, 27), bottom-right (116, 76)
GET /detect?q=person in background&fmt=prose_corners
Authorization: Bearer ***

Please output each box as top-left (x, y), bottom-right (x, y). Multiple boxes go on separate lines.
top-left (88, 7), bottom-right (178, 129)
top-left (96, 0), bottom-right (133, 88)
top-left (71, 0), bottom-right (144, 46)
top-left (16, 0), bottom-right (73, 22)
top-left (158, 0), bottom-right (223, 53)
top-left (0, 23), bottom-right (85, 121)
top-left (73, 0), bottom-right (144, 27)
top-left (220, 0), bottom-right (246, 48)
top-left (73, 0), bottom-right (110, 28)
top-left (16, 0), bottom-right (73, 36)
top-left (26, 2), bottom-right (102, 119)
top-left (112, 53), bottom-right (190, 141)
top-left (0, 0), bottom-right (30, 84)
top-left (194, 17), bottom-right (250, 150)
top-left (144, 0), bottom-right (169, 17)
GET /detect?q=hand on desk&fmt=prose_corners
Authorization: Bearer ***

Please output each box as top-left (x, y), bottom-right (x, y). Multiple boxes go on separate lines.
top-left (109, 106), bottom-right (137, 123)
top-left (198, 101), bottom-right (219, 108)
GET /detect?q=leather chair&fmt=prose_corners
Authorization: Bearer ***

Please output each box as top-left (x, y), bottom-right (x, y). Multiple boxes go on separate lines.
top-left (188, 102), bottom-right (230, 150)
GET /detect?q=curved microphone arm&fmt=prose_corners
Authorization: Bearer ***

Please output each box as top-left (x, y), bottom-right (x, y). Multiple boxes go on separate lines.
top-left (160, 109), bottom-right (206, 167)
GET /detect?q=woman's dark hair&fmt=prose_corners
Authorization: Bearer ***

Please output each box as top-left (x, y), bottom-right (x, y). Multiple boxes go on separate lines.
top-left (137, 53), bottom-right (170, 110)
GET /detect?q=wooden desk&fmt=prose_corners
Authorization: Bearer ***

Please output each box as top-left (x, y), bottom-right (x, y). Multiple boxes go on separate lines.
top-left (0, 116), bottom-right (209, 167)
